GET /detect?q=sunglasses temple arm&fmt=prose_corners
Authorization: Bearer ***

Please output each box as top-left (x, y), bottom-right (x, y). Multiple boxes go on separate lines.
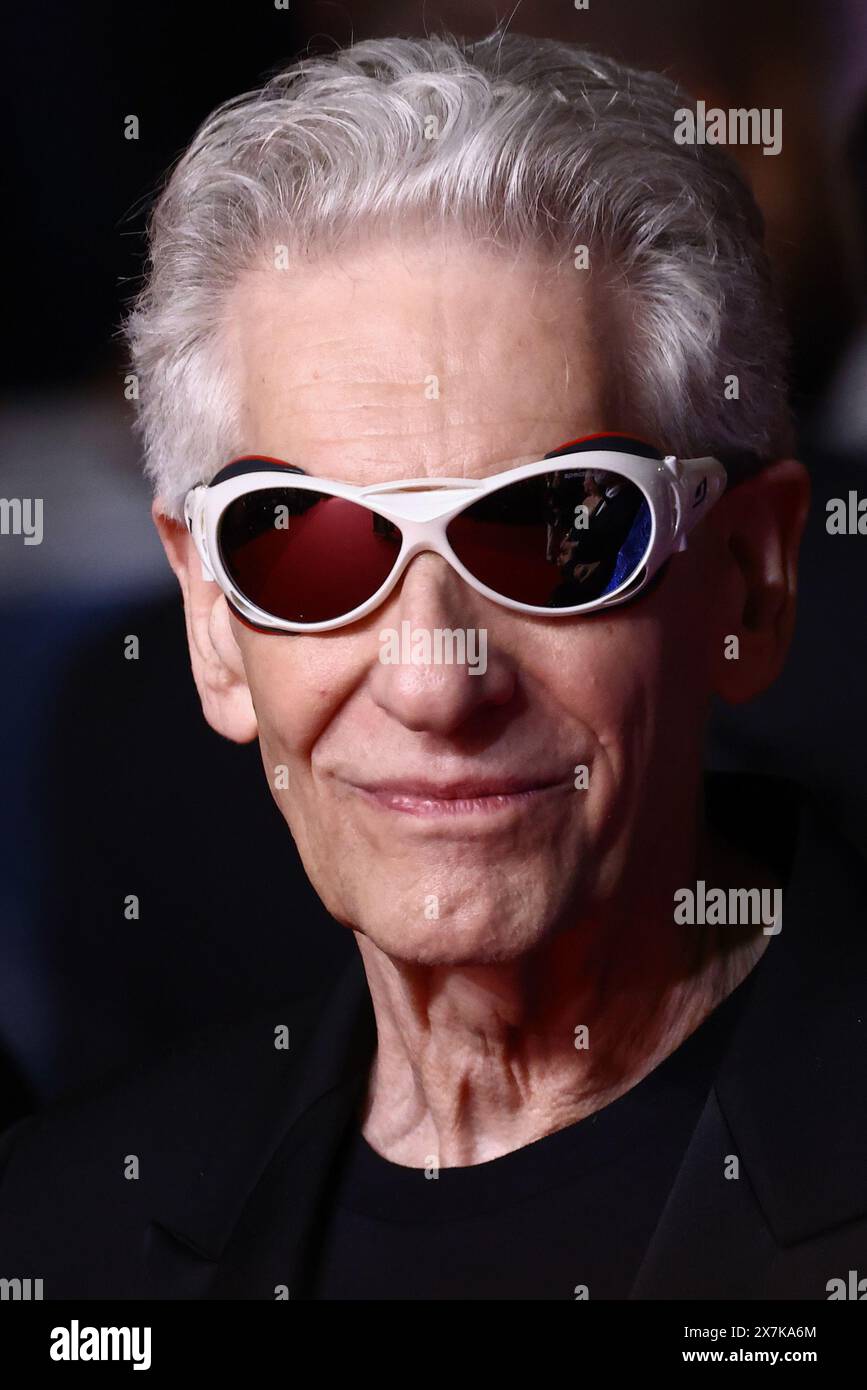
top-left (184, 489), bottom-right (217, 582)
top-left (671, 457), bottom-right (728, 550)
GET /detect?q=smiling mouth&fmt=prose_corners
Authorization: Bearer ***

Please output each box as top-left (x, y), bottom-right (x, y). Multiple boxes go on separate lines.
top-left (348, 778), bottom-right (568, 817)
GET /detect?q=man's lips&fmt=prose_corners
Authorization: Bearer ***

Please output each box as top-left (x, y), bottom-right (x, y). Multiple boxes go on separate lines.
top-left (346, 776), bottom-right (570, 817)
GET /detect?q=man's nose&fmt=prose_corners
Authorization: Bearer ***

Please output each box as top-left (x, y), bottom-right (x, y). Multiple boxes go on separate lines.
top-left (367, 553), bottom-right (517, 735)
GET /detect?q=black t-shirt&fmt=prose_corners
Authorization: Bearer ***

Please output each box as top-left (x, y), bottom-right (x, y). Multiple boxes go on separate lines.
top-left (309, 947), bottom-right (771, 1300)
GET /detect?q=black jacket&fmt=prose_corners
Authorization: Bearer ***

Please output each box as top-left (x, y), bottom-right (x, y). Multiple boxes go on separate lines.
top-left (1, 779), bottom-right (866, 1299)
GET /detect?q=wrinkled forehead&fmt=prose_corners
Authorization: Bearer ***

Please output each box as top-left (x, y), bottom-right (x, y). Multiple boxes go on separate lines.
top-left (224, 236), bottom-right (629, 486)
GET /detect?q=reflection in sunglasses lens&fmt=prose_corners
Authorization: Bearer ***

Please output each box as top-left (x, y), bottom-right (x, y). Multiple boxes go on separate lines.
top-left (446, 469), bottom-right (651, 607)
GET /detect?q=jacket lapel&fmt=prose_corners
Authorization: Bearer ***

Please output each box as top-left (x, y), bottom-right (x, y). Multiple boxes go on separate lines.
top-left (628, 1088), bottom-right (778, 1298)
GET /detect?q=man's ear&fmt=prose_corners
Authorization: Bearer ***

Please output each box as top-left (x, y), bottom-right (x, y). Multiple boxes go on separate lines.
top-left (153, 499), bottom-right (259, 743)
top-left (710, 458), bottom-right (811, 705)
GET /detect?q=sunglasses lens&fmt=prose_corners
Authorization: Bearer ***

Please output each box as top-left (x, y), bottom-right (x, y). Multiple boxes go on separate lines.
top-left (218, 488), bottom-right (402, 624)
top-left (446, 469), bottom-right (651, 608)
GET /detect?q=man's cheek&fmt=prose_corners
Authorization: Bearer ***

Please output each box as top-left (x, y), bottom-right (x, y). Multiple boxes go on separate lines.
top-left (257, 722), bottom-right (307, 790)
top-left (244, 660), bottom-right (319, 743)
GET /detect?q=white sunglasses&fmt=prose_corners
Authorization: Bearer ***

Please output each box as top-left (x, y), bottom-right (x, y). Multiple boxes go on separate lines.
top-left (183, 434), bottom-right (732, 634)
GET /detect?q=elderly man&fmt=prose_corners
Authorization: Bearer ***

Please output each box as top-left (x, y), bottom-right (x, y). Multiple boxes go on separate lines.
top-left (1, 30), bottom-right (865, 1302)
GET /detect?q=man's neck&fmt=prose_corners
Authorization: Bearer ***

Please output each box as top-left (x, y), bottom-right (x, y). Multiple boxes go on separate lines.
top-left (355, 821), bottom-right (777, 1169)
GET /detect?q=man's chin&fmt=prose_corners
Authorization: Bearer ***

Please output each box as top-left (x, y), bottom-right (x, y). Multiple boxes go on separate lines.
top-left (348, 902), bottom-right (554, 968)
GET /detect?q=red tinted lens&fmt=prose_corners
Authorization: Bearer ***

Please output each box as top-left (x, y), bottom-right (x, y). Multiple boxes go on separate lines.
top-left (446, 469), bottom-right (651, 607)
top-left (218, 488), bottom-right (402, 624)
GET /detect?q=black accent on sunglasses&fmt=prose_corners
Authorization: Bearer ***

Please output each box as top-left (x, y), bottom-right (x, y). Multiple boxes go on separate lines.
top-left (210, 457), bottom-right (307, 487)
top-left (543, 433), bottom-right (663, 461)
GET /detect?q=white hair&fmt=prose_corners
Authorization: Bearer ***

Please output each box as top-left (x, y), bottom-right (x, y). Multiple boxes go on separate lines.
top-left (123, 29), bottom-right (794, 519)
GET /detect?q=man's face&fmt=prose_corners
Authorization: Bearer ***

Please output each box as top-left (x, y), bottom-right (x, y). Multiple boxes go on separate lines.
top-left (174, 236), bottom-right (760, 964)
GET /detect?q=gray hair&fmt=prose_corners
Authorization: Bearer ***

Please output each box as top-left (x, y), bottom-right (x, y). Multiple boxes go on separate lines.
top-left (123, 30), bottom-right (794, 519)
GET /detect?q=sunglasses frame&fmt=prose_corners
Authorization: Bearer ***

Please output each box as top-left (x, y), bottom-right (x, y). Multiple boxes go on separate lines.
top-left (183, 445), bottom-right (728, 633)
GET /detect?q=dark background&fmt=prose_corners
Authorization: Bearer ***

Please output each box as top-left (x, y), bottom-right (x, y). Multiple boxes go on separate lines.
top-left (1, 0), bottom-right (865, 1128)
